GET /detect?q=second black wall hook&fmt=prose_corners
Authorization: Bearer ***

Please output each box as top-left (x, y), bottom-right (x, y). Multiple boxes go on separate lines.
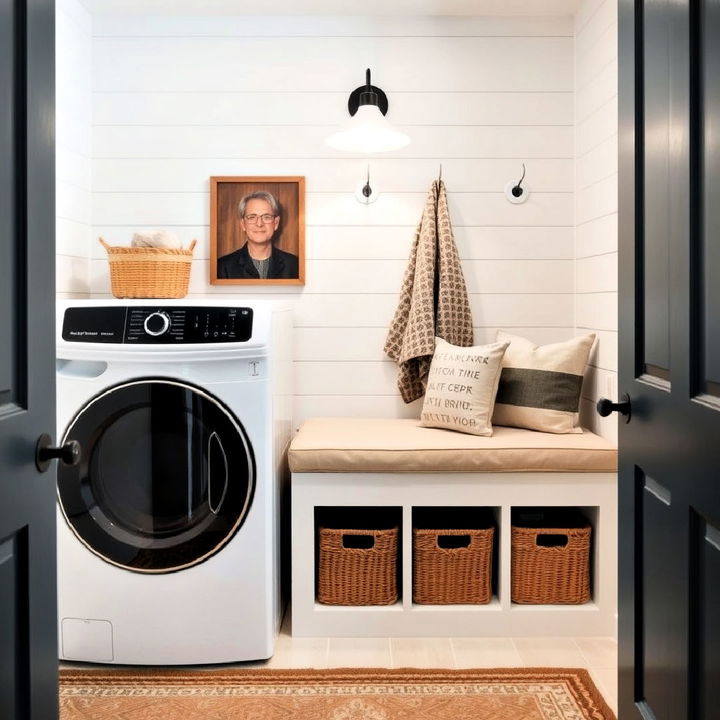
top-left (355, 164), bottom-right (379, 204)
top-left (505, 163), bottom-right (530, 204)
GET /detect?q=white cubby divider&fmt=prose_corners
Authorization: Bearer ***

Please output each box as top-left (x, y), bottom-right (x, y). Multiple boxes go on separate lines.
top-left (291, 471), bottom-right (617, 638)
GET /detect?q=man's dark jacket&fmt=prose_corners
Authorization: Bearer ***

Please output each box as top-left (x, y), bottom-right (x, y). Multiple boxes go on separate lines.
top-left (217, 243), bottom-right (299, 280)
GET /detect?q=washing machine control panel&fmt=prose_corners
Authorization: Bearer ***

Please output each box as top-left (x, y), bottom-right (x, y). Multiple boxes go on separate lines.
top-left (62, 306), bottom-right (254, 344)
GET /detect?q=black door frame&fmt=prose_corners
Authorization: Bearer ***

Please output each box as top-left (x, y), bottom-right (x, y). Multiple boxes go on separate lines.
top-left (617, 2), bottom-right (639, 711)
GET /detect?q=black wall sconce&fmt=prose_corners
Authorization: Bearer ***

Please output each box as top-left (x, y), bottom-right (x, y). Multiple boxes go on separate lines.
top-left (326, 68), bottom-right (410, 153)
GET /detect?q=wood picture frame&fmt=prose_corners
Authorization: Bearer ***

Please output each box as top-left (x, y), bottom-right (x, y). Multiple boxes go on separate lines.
top-left (210, 176), bottom-right (305, 285)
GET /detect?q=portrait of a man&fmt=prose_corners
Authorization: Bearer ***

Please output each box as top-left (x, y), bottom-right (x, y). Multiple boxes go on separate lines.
top-left (210, 177), bottom-right (305, 285)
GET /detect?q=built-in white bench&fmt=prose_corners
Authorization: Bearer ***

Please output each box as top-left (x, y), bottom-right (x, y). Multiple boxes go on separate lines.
top-left (289, 418), bottom-right (618, 638)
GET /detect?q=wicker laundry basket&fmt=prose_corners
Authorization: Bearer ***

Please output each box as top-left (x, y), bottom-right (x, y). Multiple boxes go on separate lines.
top-left (317, 526), bottom-right (398, 606)
top-left (413, 526), bottom-right (494, 604)
top-left (99, 237), bottom-right (197, 299)
top-left (511, 510), bottom-right (591, 604)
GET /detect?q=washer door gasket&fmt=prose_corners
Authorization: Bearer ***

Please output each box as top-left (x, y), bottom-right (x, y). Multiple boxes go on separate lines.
top-left (58, 379), bottom-right (255, 573)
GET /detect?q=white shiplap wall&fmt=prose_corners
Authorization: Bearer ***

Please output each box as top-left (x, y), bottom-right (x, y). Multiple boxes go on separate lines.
top-left (574, 0), bottom-right (618, 442)
top-left (56, 0), bottom-right (92, 297)
top-left (88, 15), bottom-right (576, 425)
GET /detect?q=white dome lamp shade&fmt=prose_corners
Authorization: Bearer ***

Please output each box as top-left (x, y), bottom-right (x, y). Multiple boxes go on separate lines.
top-left (325, 69), bottom-right (410, 153)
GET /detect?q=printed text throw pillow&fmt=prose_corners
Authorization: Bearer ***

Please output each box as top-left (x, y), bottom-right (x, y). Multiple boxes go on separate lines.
top-left (419, 338), bottom-right (510, 436)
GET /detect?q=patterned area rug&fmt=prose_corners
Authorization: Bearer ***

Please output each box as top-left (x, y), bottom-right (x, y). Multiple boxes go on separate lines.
top-left (59, 667), bottom-right (616, 720)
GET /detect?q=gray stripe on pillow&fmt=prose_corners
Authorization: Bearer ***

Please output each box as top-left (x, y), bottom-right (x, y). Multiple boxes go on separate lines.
top-left (496, 368), bottom-right (583, 411)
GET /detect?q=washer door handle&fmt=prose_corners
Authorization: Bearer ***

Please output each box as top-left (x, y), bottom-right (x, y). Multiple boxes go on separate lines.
top-left (36, 434), bottom-right (81, 472)
top-left (207, 432), bottom-right (228, 514)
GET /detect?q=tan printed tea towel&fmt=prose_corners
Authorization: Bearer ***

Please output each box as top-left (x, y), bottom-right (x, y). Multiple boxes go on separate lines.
top-left (384, 179), bottom-right (473, 403)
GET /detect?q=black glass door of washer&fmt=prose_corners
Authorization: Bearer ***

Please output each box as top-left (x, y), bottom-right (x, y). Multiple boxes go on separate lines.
top-left (57, 380), bottom-right (254, 573)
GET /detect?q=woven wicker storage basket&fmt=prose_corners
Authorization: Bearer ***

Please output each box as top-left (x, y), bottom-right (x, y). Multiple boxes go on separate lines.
top-left (511, 514), bottom-right (591, 604)
top-left (413, 527), bottom-right (494, 604)
top-left (317, 527), bottom-right (398, 606)
top-left (99, 237), bottom-right (197, 299)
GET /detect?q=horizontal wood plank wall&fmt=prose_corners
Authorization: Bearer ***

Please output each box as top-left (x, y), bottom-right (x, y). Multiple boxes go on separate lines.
top-left (89, 15), bottom-right (576, 427)
top-left (575, 0), bottom-right (619, 442)
top-left (56, 0), bottom-right (92, 296)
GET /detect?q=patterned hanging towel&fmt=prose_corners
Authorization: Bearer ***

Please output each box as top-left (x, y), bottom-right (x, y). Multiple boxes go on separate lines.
top-left (384, 179), bottom-right (474, 403)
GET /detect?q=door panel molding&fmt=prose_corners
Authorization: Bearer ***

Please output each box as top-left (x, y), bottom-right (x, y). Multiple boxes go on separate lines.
top-left (643, 476), bottom-right (671, 506)
top-left (705, 522), bottom-right (720, 552)
top-left (0, 529), bottom-right (29, 720)
top-left (0, 0), bottom-right (29, 413)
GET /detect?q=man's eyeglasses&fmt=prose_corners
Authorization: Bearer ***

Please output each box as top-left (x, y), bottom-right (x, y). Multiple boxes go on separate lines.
top-left (243, 214), bottom-right (277, 224)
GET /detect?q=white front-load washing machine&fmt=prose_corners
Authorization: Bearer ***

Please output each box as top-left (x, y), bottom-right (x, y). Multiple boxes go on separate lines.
top-left (55, 299), bottom-right (291, 665)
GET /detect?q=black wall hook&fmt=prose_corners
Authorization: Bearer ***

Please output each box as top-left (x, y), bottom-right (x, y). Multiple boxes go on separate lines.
top-left (512, 163), bottom-right (526, 197)
top-left (356, 164), bottom-right (378, 204)
top-left (362, 165), bottom-right (372, 198)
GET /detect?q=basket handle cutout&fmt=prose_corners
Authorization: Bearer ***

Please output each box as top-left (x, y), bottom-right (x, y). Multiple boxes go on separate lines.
top-left (437, 535), bottom-right (471, 549)
top-left (342, 534), bottom-right (375, 549)
top-left (536, 534), bottom-right (568, 547)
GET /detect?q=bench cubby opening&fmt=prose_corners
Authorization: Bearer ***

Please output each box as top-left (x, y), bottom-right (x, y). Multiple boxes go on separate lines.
top-left (314, 506), bottom-right (403, 607)
top-left (510, 506), bottom-right (596, 606)
top-left (412, 506), bottom-right (499, 605)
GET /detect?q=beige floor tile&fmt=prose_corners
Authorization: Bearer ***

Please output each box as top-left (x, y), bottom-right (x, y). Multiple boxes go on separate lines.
top-left (328, 637), bottom-right (392, 668)
top-left (574, 637), bottom-right (618, 668)
top-left (390, 638), bottom-right (455, 668)
top-left (451, 637), bottom-right (524, 668)
top-left (588, 665), bottom-right (618, 715)
top-left (512, 637), bottom-right (587, 667)
top-left (266, 633), bottom-right (329, 669)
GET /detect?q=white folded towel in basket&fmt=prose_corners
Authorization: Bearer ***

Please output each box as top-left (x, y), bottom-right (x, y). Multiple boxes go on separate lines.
top-left (131, 229), bottom-right (181, 249)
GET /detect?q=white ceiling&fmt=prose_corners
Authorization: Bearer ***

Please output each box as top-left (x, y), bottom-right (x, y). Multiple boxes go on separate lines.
top-left (80, 0), bottom-right (581, 16)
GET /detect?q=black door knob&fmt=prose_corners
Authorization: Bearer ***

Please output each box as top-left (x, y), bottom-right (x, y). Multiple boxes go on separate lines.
top-left (36, 433), bottom-right (82, 472)
top-left (596, 393), bottom-right (632, 423)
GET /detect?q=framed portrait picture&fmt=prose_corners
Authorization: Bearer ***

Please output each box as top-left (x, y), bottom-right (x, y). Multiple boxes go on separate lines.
top-left (210, 176), bottom-right (305, 285)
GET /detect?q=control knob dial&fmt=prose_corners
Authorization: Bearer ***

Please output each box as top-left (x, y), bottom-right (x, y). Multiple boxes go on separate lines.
top-left (144, 311), bottom-right (171, 337)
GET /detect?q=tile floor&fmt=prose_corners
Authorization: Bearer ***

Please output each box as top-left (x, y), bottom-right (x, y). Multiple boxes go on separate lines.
top-left (256, 614), bottom-right (619, 715)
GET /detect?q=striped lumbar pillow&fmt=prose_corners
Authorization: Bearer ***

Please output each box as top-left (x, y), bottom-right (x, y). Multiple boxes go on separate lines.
top-left (492, 331), bottom-right (596, 434)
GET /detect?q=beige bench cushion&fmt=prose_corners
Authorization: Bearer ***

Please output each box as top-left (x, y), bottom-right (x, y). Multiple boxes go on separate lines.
top-left (289, 418), bottom-right (617, 474)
